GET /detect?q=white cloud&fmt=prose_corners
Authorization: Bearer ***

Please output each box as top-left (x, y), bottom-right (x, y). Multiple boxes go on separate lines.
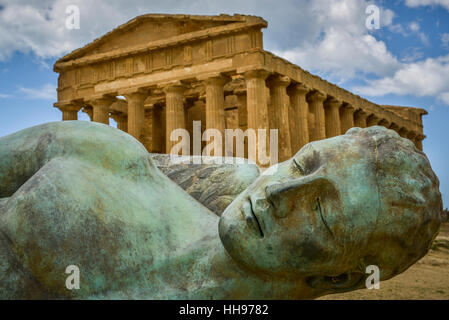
top-left (409, 21), bottom-right (420, 32)
top-left (407, 22), bottom-right (430, 45)
top-left (439, 92), bottom-right (449, 104)
top-left (405, 0), bottom-right (449, 11)
top-left (442, 33), bottom-right (449, 48)
top-left (275, 31), bottom-right (399, 81)
top-left (273, 0), bottom-right (401, 80)
top-left (0, 0), bottom-right (402, 81)
top-left (389, 21), bottom-right (429, 46)
top-left (18, 83), bottom-right (56, 100)
top-left (381, 8), bottom-right (395, 27)
top-left (354, 54), bottom-right (449, 105)
top-left (0, 93), bottom-right (11, 98)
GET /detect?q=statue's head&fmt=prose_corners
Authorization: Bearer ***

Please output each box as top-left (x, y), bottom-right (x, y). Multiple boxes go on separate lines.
top-left (219, 126), bottom-right (441, 295)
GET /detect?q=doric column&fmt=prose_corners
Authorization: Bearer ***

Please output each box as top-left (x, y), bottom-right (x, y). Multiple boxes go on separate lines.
top-left (378, 119), bottom-right (390, 128)
top-left (324, 98), bottom-right (342, 138)
top-left (163, 84), bottom-right (186, 154)
top-left (354, 110), bottom-right (368, 128)
top-left (398, 127), bottom-right (408, 138)
top-left (58, 104), bottom-right (81, 121)
top-left (288, 83), bottom-right (310, 152)
top-left (235, 90), bottom-right (248, 158)
top-left (307, 91), bottom-right (327, 141)
top-left (389, 123), bottom-right (400, 134)
top-left (366, 114), bottom-right (380, 127)
top-left (267, 75), bottom-right (291, 161)
top-left (124, 92), bottom-right (147, 141)
top-left (244, 69), bottom-right (270, 165)
top-left (414, 134), bottom-right (424, 151)
top-left (308, 112), bottom-right (315, 142)
top-left (203, 75), bottom-right (230, 146)
top-left (339, 103), bottom-right (355, 134)
top-left (89, 97), bottom-right (115, 125)
top-left (111, 112), bottom-right (128, 132)
top-left (407, 131), bottom-right (417, 146)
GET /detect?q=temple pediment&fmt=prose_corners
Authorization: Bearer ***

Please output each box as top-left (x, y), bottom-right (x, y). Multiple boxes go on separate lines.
top-left (56, 14), bottom-right (267, 65)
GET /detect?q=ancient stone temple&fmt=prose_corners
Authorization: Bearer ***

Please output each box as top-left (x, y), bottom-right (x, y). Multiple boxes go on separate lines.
top-left (53, 13), bottom-right (426, 163)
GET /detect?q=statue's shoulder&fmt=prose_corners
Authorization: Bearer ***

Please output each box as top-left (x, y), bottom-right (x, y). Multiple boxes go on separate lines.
top-left (0, 121), bottom-right (155, 185)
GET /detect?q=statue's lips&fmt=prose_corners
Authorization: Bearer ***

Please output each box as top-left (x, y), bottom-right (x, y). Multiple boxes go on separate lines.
top-left (242, 199), bottom-right (264, 238)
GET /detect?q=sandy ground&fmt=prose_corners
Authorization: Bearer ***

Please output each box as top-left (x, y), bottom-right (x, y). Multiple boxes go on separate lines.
top-left (319, 222), bottom-right (449, 300)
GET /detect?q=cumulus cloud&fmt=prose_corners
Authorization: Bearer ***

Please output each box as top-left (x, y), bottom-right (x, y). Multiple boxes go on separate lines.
top-left (354, 54), bottom-right (449, 104)
top-left (272, 0), bottom-right (401, 80)
top-left (405, 0), bottom-right (449, 11)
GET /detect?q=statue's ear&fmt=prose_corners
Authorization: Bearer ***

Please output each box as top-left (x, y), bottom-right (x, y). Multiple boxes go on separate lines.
top-left (306, 272), bottom-right (365, 293)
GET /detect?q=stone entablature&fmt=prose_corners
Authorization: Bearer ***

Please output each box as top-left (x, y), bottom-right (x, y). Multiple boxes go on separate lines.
top-left (54, 14), bottom-right (265, 103)
top-left (53, 13), bottom-right (427, 160)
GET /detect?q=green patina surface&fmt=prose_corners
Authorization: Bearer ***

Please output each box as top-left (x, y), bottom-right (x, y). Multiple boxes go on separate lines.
top-left (0, 121), bottom-right (442, 299)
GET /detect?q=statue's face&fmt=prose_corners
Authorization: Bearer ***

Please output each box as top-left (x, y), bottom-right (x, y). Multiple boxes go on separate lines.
top-left (219, 132), bottom-right (380, 282)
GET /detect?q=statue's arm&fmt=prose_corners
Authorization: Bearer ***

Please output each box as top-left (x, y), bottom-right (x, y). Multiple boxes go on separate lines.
top-left (0, 121), bottom-right (153, 198)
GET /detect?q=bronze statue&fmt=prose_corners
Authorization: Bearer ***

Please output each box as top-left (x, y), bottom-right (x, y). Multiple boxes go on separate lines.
top-left (0, 122), bottom-right (441, 299)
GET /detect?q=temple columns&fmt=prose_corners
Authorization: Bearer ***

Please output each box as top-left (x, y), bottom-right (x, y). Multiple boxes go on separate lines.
top-left (378, 119), bottom-right (390, 129)
top-left (407, 131), bottom-right (417, 147)
top-left (163, 84), bottom-right (186, 153)
top-left (324, 98), bottom-right (342, 138)
top-left (340, 103), bottom-right (355, 134)
top-left (288, 83), bottom-right (309, 152)
top-left (367, 114), bottom-right (380, 127)
top-left (398, 127), bottom-right (408, 138)
top-left (124, 92), bottom-right (147, 141)
top-left (389, 123), bottom-right (400, 134)
top-left (267, 75), bottom-right (291, 161)
top-left (89, 97), bottom-right (115, 125)
top-left (415, 134), bottom-right (424, 150)
top-left (244, 69), bottom-right (270, 165)
top-left (354, 110), bottom-right (368, 128)
top-left (203, 75), bottom-right (230, 147)
top-left (58, 104), bottom-right (81, 121)
top-left (235, 90), bottom-right (248, 158)
top-left (307, 91), bottom-right (327, 141)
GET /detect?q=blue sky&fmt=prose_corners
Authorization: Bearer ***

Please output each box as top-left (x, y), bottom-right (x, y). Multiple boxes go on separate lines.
top-left (0, 0), bottom-right (448, 207)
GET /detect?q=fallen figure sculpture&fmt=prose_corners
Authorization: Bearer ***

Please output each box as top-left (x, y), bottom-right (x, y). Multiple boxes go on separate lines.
top-left (0, 121), bottom-right (442, 299)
